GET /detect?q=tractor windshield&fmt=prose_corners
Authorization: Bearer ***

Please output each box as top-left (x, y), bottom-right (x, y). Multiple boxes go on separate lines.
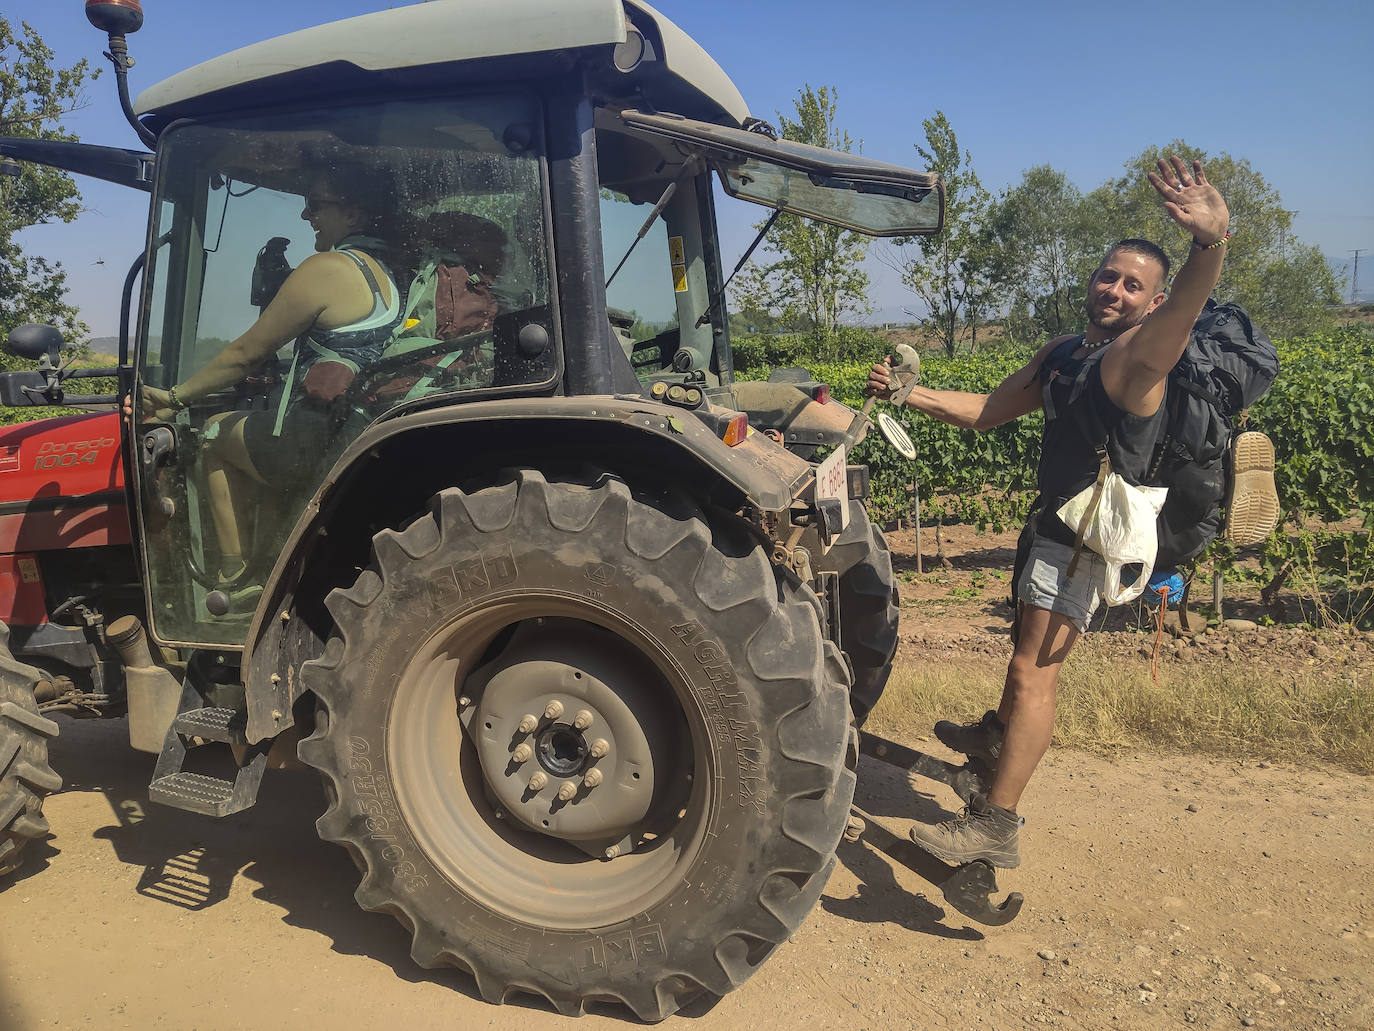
top-left (136, 94), bottom-right (553, 646)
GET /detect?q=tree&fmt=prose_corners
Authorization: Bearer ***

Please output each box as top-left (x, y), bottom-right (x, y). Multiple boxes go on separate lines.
top-left (884, 111), bottom-right (994, 356)
top-left (729, 85), bottom-right (870, 356)
top-left (987, 164), bottom-right (1098, 342)
top-left (1085, 142), bottom-right (1340, 336)
top-left (0, 18), bottom-right (98, 352)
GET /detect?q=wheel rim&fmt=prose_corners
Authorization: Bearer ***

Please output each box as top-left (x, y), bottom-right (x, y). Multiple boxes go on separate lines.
top-left (387, 594), bottom-right (710, 929)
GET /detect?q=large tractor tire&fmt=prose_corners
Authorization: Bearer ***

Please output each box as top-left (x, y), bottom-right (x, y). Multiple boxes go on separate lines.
top-left (298, 469), bottom-right (855, 1020)
top-left (0, 627), bottom-right (62, 878)
top-left (827, 501), bottom-right (901, 725)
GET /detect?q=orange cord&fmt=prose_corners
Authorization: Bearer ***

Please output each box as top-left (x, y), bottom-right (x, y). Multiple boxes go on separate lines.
top-left (1150, 585), bottom-right (1171, 684)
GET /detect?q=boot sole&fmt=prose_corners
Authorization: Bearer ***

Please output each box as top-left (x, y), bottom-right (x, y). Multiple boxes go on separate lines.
top-left (1226, 431), bottom-right (1280, 547)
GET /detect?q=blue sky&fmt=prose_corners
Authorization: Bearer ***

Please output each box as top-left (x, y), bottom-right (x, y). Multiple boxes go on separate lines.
top-left (13, 0), bottom-right (1374, 336)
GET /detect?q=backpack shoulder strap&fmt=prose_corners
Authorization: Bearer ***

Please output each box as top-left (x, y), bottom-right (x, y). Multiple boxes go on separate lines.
top-left (1040, 335), bottom-right (1089, 421)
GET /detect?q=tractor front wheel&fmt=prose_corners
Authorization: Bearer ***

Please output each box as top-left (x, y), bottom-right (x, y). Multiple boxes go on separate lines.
top-left (298, 469), bottom-right (855, 1020)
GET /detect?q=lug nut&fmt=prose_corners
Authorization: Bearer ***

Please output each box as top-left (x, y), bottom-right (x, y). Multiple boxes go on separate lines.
top-left (556, 781), bottom-right (578, 802)
top-left (604, 845), bottom-right (621, 859)
top-left (516, 714), bottom-right (539, 735)
top-left (511, 743), bottom-right (533, 763)
top-left (544, 700), bottom-right (564, 721)
top-left (589, 738), bottom-right (610, 759)
top-left (573, 709), bottom-right (594, 730)
top-left (528, 771), bottom-right (548, 791)
top-left (583, 768), bottom-right (603, 789)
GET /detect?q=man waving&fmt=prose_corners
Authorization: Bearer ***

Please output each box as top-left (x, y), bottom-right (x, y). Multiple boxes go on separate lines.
top-left (867, 156), bottom-right (1230, 869)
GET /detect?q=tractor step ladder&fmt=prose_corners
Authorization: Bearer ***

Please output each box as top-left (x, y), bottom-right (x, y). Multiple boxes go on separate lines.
top-left (148, 688), bottom-right (267, 817)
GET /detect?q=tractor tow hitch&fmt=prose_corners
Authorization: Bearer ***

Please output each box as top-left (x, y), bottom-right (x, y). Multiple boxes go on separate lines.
top-left (850, 730), bottom-right (1024, 926)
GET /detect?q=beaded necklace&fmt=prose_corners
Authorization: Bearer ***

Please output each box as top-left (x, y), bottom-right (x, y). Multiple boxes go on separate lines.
top-left (1080, 333), bottom-right (1118, 355)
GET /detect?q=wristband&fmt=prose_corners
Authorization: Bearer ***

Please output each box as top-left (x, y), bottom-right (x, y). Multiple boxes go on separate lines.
top-left (1192, 230), bottom-right (1231, 250)
top-left (168, 385), bottom-right (187, 410)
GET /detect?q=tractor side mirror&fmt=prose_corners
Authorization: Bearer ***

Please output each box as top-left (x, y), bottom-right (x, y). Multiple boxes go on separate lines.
top-left (5, 324), bottom-right (66, 365)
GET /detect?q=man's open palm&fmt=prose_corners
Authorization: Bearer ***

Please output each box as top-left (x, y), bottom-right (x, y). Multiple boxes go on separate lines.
top-left (1148, 155), bottom-right (1228, 243)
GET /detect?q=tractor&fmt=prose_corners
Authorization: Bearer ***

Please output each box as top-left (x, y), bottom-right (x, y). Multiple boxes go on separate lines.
top-left (0, 1), bottom-right (1015, 1019)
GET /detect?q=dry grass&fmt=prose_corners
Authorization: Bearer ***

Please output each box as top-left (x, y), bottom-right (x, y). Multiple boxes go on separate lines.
top-left (865, 651), bottom-right (1374, 774)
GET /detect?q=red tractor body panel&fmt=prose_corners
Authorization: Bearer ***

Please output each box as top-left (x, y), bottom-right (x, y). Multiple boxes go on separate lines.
top-left (0, 412), bottom-right (131, 566)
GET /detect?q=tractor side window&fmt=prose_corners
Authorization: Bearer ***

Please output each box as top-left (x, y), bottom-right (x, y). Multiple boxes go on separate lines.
top-left (136, 94), bottom-right (552, 646)
top-left (600, 189), bottom-right (680, 375)
top-left (597, 171), bottom-right (722, 385)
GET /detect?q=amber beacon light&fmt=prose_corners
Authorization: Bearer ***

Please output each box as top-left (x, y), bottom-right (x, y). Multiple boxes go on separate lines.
top-left (85, 0), bottom-right (144, 35)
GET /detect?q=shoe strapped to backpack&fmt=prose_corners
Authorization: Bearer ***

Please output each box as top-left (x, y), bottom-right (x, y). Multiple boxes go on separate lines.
top-left (1224, 430), bottom-right (1280, 547)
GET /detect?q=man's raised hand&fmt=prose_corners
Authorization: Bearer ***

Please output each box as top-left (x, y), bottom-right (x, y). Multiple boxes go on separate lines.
top-left (1147, 155), bottom-right (1229, 246)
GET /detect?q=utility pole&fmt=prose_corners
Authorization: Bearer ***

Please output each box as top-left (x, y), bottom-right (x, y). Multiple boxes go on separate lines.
top-left (1353, 250), bottom-right (1364, 305)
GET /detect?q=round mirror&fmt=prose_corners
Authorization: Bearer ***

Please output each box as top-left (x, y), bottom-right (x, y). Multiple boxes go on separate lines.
top-left (877, 411), bottom-right (916, 460)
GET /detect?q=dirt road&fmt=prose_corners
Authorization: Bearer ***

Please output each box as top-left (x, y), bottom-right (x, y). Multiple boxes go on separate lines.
top-left (3, 704), bottom-right (1370, 1031)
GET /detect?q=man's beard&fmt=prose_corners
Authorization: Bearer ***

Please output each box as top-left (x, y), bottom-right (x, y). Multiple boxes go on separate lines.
top-left (1086, 300), bottom-right (1145, 333)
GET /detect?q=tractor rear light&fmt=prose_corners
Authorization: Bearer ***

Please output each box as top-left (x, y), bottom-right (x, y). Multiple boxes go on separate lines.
top-left (814, 383), bottom-right (830, 405)
top-left (721, 413), bottom-right (749, 447)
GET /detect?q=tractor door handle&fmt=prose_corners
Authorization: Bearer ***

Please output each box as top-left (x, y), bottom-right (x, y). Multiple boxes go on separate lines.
top-left (139, 426), bottom-right (176, 519)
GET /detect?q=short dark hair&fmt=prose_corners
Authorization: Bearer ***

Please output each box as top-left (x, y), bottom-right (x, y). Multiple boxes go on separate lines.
top-left (1105, 238), bottom-right (1170, 291)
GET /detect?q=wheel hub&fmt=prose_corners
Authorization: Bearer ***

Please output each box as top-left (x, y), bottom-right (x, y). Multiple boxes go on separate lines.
top-left (536, 723), bottom-right (588, 776)
top-left (461, 619), bottom-right (672, 845)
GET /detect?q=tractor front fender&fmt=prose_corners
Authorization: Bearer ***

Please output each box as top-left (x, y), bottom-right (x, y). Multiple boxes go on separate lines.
top-left (241, 395), bottom-right (815, 742)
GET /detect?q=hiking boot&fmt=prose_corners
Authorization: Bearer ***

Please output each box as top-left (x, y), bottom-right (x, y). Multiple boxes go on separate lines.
top-left (1226, 431), bottom-right (1280, 547)
top-left (908, 793), bottom-right (1022, 869)
top-left (934, 710), bottom-right (1005, 766)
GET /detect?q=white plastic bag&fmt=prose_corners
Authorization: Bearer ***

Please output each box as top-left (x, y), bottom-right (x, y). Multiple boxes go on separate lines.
top-left (1057, 472), bottom-right (1169, 605)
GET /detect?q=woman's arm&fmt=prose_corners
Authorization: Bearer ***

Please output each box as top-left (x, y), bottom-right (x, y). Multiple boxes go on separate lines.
top-left (143, 251), bottom-right (368, 413)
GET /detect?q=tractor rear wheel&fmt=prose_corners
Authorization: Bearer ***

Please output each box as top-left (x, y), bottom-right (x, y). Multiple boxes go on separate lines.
top-left (0, 628), bottom-right (62, 878)
top-left (828, 501), bottom-right (900, 724)
top-left (298, 469), bottom-right (855, 1020)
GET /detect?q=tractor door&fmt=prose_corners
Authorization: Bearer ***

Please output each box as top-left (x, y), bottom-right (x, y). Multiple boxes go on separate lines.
top-left (131, 94), bottom-right (558, 647)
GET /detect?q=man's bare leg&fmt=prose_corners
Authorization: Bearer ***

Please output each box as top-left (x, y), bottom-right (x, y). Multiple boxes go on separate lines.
top-left (988, 603), bottom-right (1080, 811)
top-left (908, 603), bottom-right (1080, 868)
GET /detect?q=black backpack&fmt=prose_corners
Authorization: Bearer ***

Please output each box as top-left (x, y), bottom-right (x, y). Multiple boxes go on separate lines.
top-left (1147, 299), bottom-right (1279, 568)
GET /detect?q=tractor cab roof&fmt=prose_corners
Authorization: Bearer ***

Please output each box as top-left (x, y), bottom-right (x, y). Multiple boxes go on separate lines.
top-left (133, 0), bottom-right (749, 131)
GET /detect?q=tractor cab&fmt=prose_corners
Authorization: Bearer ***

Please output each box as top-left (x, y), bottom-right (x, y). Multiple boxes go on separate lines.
top-left (98, 0), bottom-right (943, 648)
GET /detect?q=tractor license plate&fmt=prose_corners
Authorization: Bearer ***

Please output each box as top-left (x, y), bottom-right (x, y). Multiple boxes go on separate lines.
top-left (815, 445), bottom-right (850, 530)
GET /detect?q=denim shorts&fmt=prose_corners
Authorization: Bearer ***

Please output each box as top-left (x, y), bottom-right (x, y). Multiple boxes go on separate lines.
top-left (1017, 534), bottom-right (1108, 633)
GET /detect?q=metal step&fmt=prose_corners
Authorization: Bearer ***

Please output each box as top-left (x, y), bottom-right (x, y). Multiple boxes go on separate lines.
top-left (171, 706), bottom-right (248, 746)
top-left (147, 684), bottom-right (267, 818)
top-left (148, 766), bottom-right (262, 818)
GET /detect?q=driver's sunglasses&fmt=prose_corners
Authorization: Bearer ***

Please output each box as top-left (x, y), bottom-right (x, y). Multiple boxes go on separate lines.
top-left (303, 193), bottom-right (345, 214)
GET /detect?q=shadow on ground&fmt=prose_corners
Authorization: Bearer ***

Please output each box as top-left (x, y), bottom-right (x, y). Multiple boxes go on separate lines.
top-left (26, 715), bottom-right (960, 1022)
top-left (822, 754), bottom-right (990, 943)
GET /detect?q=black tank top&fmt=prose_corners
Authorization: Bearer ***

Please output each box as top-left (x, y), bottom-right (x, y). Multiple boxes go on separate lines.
top-left (1035, 337), bottom-right (1166, 546)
